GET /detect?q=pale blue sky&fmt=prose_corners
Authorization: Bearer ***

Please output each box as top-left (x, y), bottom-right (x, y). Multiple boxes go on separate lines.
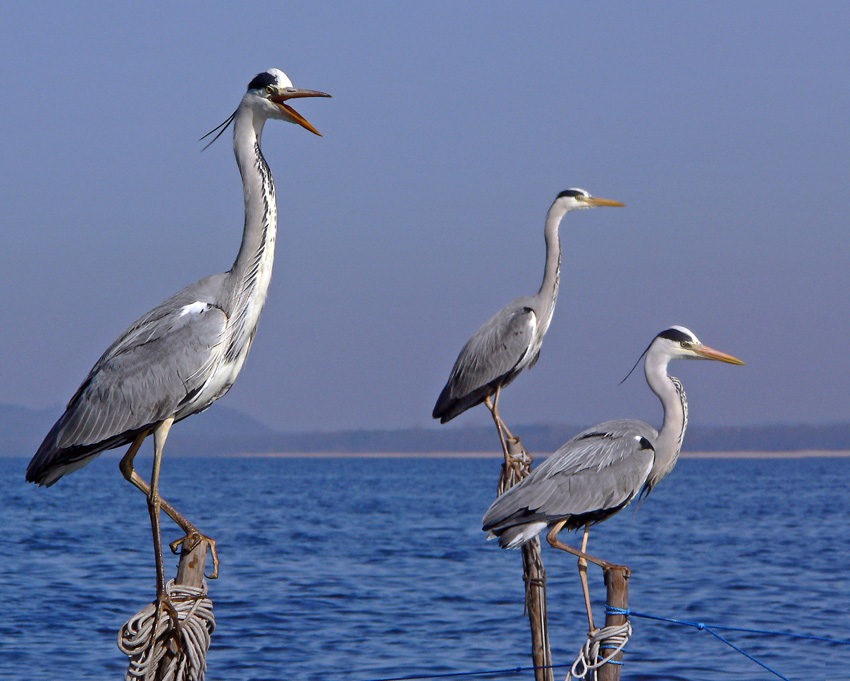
top-left (2, 2), bottom-right (848, 432)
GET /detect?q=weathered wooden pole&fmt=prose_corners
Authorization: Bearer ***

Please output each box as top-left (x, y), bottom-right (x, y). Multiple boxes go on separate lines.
top-left (154, 539), bottom-right (210, 681)
top-left (499, 434), bottom-right (554, 681)
top-left (597, 566), bottom-right (630, 681)
top-left (521, 538), bottom-right (553, 681)
top-left (120, 537), bottom-right (216, 681)
top-left (175, 538), bottom-right (208, 588)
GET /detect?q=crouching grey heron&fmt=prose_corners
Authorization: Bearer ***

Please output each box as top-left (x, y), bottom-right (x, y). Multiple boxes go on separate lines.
top-left (432, 190), bottom-right (625, 463)
top-left (26, 69), bottom-right (330, 613)
top-left (481, 326), bottom-right (744, 630)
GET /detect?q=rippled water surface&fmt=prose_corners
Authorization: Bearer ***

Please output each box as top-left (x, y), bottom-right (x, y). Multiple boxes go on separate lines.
top-left (2, 455), bottom-right (849, 680)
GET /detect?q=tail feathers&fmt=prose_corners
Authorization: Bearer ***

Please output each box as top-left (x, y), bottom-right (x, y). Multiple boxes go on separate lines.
top-left (27, 420), bottom-right (67, 486)
top-left (26, 423), bottom-right (97, 487)
top-left (432, 383), bottom-right (495, 423)
top-left (26, 417), bottom-right (137, 486)
top-left (27, 450), bottom-right (101, 487)
top-left (432, 385), bottom-right (462, 423)
top-left (486, 521), bottom-right (549, 549)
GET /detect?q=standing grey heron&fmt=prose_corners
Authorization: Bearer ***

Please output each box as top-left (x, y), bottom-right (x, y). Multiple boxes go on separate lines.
top-left (481, 326), bottom-right (744, 630)
top-left (432, 190), bottom-right (625, 463)
top-left (26, 69), bottom-right (329, 611)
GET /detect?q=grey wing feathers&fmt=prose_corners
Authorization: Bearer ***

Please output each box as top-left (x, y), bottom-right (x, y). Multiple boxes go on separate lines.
top-left (27, 279), bottom-right (229, 485)
top-left (535, 420), bottom-right (658, 478)
top-left (83, 274), bottom-right (228, 370)
top-left (433, 301), bottom-right (536, 422)
top-left (482, 420), bottom-right (657, 535)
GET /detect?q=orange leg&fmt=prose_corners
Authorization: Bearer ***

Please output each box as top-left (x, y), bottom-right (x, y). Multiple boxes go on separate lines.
top-left (485, 388), bottom-right (510, 463)
top-left (547, 520), bottom-right (629, 632)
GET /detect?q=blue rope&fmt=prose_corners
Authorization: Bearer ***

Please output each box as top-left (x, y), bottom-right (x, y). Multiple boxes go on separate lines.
top-left (607, 605), bottom-right (850, 681)
top-left (340, 607), bottom-right (850, 681)
top-left (356, 663), bottom-right (571, 681)
top-left (606, 606), bottom-right (850, 645)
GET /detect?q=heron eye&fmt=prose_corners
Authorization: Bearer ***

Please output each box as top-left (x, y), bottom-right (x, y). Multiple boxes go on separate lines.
top-left (680, 341), bottom-right (689, 348)
top-left (265, 85), bottom-right (274, 95)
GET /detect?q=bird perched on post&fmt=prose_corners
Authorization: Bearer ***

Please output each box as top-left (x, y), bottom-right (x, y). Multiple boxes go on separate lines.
top-left (26, 69), bottom-right (330, 611)
top-left (482, 326), bottom-right (744, 630)
top-left (432, 189), bottom-right (625, 460)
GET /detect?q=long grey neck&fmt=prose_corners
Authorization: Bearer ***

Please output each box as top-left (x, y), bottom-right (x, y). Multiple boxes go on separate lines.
top-left (226, 103), bottom-right (277, 354)
top-left (644, 351), bottom-right (688, 490)
top-left (230, 104), bottom-right (276, 283)
top-left (534, 203), bottom-right (565, 332)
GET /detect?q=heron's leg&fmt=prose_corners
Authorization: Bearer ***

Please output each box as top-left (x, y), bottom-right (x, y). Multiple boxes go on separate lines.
top-left (497, 414), bottom-right (516, 441)
top-left (546, 520), bottom-right (621, 570)
top-left (578, 525), bottom-right (595, 631)
top-left (149, 417), bottom-right (174, 599)
top-left (547, 519), bottom-right (631, 633)
top-left (484, 386), bottom-right (519, 473)
top-left (490, 385), bottom-right (513, 438)
top-left (119, 430), bottom-right (220, 579)
top-left (131, 417), bottom-right (181, 639)
top-left (485, 393), bottom-right (511, 462)
top-left (487, 386), bottom-right (532, 473)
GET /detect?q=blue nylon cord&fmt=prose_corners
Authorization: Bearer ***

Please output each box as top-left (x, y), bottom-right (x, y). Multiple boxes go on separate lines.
top-left (700, 626), bottom-right (791, 681)
top-left (607, 605), bottom-right (850, 681)
top-left (606, 606), bottom-right (850, 645)
top-left (347, 607), bottom-right (849, 681)
top-left (356, 663), bottom-right (570, 681)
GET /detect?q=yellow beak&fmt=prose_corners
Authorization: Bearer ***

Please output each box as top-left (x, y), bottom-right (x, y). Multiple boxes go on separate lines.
top-left (585, 196), bottom-right (626, 208)
top-left (692, 344), bottom-right (746, 365)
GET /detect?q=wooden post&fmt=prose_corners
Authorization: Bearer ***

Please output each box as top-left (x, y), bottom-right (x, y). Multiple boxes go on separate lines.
top-left (597, 566), bottom-right (629, 681)
top-left (153, 540), bottom-right (209, 681)
top-left (175, 538), bottom-right (208, 588)
top-left (521, 538), bottom-right (553, 681)
top-left (500, 435), bottom-right (554, 681)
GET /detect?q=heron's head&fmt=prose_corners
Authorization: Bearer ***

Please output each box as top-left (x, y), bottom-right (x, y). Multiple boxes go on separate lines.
top-left (652, 326), bottom-right (745, 364)
top-left (201, 69), bottom-right (331, 150)
top-left (621, 325), bottom-right (744, 384)
top-left (552, 188), bottom-right (626, 212)
top-left (244, 68), bottom-right (331, 136)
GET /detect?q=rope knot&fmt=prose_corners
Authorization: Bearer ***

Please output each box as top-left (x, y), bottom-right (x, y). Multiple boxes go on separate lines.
top-left (566, 620), bottom-right (632, 680)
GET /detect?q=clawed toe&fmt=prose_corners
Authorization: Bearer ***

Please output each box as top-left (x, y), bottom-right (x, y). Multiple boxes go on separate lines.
top-left (603, 563), bottom-right (631, 577)
top-left (145, 593), bottom-right (183, 658)
top-left (169, 532), bottom-right (220, 579)
top-left (158, 594), bottom-right (181, 632)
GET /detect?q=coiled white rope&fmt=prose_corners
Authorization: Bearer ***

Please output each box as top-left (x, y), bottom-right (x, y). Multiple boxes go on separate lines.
top-left (565, 620), bottom-right (632, 681)
top-left (118, 579), bottom-right (215, 681)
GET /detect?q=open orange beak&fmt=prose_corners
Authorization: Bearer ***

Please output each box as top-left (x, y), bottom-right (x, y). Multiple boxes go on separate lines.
top-left (270, 88), bottom-right (331, 136)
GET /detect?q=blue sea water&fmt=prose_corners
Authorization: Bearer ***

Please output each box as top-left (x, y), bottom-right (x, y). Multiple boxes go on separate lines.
top-left (1, 454), bottom-right (848, 681)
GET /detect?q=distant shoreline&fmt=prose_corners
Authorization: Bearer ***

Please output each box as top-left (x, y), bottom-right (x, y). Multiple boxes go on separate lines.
top-left (6, 405), bottom-right (850, 458)
top-left (220, 450), bottom-right (850, 459)
top-left (6, 450), bottom-right (848, 462)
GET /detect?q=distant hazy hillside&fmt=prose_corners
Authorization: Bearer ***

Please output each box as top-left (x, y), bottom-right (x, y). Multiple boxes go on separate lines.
top-left (3, 403), bottom-right (848, 457)
top-left (2, 403), bottom-right (281, 459)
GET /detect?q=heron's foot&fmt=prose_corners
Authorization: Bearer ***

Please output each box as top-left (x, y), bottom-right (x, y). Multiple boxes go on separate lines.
top-left (143, 592), bottom-right (183, 661)
top-left (601, 562), bottom-right (631, 578)
top-left (169, 531), bottom-right (220, 579)
top-left (499, 462), bottom-right (520, 491)
top-left (156, 592), bottom-right (182, 632)
top-left (582, 555), bottom-right (629, 574)
top-left (502, 436), bottom-right (533, 483)
top-left (503, 453), bottom-right (530, 483)
top-left (506, 434), bottom-right (533, 463)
